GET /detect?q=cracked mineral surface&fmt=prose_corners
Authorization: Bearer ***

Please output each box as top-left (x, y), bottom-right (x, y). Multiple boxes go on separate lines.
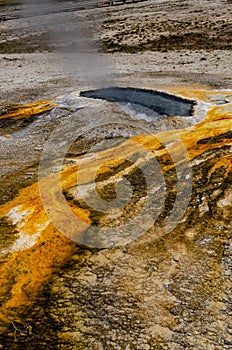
top-left (0, 0), bottom-right (231, 349)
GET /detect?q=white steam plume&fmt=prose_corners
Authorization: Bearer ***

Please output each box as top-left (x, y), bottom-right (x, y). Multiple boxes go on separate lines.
top-left (23, 0), bottom-right (113, 89)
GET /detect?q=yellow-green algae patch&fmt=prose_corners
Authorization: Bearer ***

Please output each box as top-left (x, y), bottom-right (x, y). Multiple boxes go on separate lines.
top-left (0, 100), bottom-right (57, 121)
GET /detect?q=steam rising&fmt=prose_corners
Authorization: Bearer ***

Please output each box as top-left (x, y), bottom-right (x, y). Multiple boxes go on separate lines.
top-left (23, 0), bottom-right (113, 88)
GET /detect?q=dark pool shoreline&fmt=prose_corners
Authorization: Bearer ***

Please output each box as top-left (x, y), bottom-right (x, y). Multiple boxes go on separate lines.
top-left (80, 87), bottom-right (196, 118)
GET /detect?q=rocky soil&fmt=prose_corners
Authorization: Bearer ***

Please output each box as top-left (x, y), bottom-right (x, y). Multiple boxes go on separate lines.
top-left (0, 0), bottom-right (231, 349)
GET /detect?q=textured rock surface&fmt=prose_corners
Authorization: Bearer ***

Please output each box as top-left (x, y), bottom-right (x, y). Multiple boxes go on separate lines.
top-left (0, 1), bottom-right (231, 348)
top-left (0, 87), bottom-right (231, 349)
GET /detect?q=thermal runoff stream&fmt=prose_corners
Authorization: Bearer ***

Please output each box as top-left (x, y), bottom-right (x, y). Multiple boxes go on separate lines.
top-left (0, 0), bottom-right (231, 348)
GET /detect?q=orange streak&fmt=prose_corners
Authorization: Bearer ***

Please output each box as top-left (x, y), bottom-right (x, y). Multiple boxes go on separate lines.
top-left (0, 100), bottom-right (57, 121)
top-left (0, 87), bottom-right (231, 331)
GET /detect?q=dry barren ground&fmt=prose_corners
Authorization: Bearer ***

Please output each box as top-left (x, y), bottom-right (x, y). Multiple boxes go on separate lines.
top-left (0, 1), bottom-right (232, 349)
top-left (0, 0), bottom-right (231, 104)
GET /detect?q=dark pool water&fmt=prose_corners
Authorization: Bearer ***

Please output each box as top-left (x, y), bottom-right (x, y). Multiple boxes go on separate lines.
top-left (80, 87), bottom-right (195, 118)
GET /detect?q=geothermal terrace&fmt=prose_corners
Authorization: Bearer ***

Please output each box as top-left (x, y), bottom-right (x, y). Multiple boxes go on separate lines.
top-left (0, 0), bottom-right (231, 349)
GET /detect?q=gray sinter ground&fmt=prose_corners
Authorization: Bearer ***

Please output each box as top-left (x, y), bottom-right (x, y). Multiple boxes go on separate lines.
top-left (0, 0), bottom-right (232, 349)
